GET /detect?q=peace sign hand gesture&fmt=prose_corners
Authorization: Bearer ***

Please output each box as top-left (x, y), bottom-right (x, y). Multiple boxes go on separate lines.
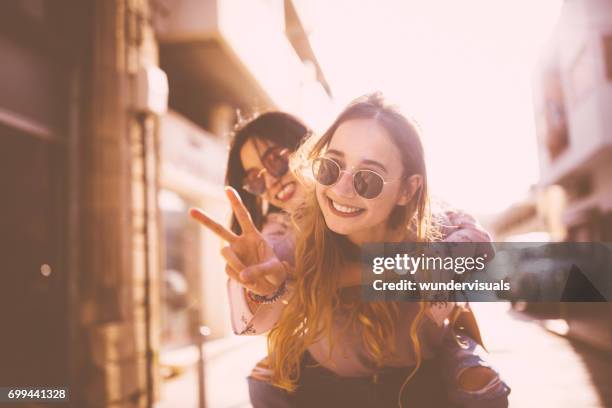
top-left (189, 187), bottom-right (288, 296)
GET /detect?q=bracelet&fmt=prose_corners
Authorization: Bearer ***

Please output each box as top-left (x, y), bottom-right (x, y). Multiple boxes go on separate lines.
top-left (246, 280), bottom-right (288, 305)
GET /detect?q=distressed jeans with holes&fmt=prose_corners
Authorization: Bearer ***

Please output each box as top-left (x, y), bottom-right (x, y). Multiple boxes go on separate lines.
top-left (440, 330), bottom-right (511, 408)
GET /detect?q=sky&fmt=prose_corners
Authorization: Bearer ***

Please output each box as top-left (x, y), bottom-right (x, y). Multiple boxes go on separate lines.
top-left (301, 0), bottom-right (563, 215)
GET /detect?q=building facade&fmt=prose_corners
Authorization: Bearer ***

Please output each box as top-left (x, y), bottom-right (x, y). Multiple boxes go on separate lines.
top-left (534, 0), bottom-right (612, 241)
top-left (0, 0), bottom-right (332, 406)
top-left (1, 0), bottom-right (164, 406)
top-left (533, 0), bottom-right (612, 351)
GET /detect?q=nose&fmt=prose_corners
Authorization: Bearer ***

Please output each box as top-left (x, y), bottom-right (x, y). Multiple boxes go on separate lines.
top-left (263, 170), bottom-right (280, 189)
top-left (330, 170), bottom-right (355, 198)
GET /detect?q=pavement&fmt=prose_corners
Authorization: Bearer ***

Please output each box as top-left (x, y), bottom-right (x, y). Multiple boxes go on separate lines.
top-left (473, 303), bottom-right (611, 408)
top-left (156, 335), bottom-right (265, 408)
top-left (156, 302), bottom-right (612, 408)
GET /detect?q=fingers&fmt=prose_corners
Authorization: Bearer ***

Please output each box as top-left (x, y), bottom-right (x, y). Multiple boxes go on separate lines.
top-left (240, 259), bottom-right (287, 288)
top-left (189, 207), bottom-right (237, 243)
top-left (222, 246), bottom-right (273, 293)
top-left (257, 239), bottom-right (267, 262)
top-left (226, 263), bottom-right (276, 295)
top-left (221, 246), bottom-right (246, 273)
top-left (225, 187), bottom-right (257, 234)
top-left (248, 279), bottom-right (279, 297)
top-left (225, 264), bottom-right (241, 283)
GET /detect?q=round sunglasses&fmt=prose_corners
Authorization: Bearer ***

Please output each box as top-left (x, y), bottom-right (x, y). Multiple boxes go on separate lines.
top-left (312, 157), bottom-right (401, 199)
top-left (242, 146), bottom-right (290, 195)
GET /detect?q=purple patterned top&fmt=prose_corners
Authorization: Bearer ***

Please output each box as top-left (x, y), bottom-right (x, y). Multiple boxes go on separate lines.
top-left (227, 210), bottom-right (493, 376)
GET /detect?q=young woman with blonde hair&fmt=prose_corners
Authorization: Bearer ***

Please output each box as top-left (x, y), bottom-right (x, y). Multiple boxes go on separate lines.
top-left (192, 93), bottom-right (510, 407)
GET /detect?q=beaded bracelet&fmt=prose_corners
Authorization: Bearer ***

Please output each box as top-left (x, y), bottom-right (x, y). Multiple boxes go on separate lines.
top-left (246, 280), bottom-right (288, 305)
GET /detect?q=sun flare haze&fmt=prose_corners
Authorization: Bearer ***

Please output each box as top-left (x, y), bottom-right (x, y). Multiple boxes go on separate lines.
top-left (303, 0), bottom-right (563, 215)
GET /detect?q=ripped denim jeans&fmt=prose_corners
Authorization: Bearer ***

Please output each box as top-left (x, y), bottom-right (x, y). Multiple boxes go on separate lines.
top-left (440, 330), bottom-right (511, 408)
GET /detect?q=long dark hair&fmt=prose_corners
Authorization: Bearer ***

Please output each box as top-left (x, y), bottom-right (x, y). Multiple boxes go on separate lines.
top-left (225, 111), bottom-right (310, 234)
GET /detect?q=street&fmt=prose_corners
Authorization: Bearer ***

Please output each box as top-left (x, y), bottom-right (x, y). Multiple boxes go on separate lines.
top-left (157, 302), bottom-right (612, 408)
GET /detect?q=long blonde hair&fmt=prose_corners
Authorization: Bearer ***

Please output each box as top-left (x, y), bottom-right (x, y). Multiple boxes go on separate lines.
top-left (267, 93), bottom-right (435, 400)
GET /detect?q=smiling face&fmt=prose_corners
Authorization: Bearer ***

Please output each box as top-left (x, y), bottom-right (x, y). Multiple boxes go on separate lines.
top-left (315, 118), bottom-right (413, 244)
top-left (240, 137), bottom-right (304, 212)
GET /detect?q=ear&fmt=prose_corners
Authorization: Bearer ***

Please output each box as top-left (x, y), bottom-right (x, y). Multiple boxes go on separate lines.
top-left (397, 175), bottom-right (423, 206)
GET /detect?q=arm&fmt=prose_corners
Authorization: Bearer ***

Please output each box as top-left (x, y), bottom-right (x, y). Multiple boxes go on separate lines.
top-left (441, 210), bottom-right (492, 243)
top-left (190, 188), bottom-right (292, 336)
top-left (227, 214), bottom-right (296, 335)
top-left (440, 210), bottom-right (495, 259)
top-left (426, 210), bottom-right (495, 327)
top-left (227, 277), bottom-right (290, 335)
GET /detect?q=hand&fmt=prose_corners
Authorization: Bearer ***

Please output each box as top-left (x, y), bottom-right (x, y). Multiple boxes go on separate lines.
top-left (189, 187), bottom-right (288, 296)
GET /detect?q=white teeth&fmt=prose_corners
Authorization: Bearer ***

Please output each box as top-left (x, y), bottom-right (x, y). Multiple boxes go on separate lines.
top-left (331, 200), bottom-right (362, 214)
top-left (276, 183), bottom-right (294, 200)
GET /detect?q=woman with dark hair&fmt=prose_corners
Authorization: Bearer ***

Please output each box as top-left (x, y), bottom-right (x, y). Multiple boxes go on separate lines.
top-left (225, 111), bottom-right (310, 235)
top-left (217, 110), bottom-right (311, 402)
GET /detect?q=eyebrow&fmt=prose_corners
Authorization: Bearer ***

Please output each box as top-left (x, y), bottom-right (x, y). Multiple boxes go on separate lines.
top-left (253, 138), bottom-right (271, 158)
top-left (325, 149), bottom-right (388, 173)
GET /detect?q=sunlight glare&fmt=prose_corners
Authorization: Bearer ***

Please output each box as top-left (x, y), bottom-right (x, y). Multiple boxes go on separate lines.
top-left (304, 0), bottom-right (563, 214)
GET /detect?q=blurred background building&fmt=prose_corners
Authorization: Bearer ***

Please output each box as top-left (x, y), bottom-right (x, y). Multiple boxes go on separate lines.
top-left (491, 0), bottom-right (612, 353)
top-left (533, 0), bottom-right (612, 243)
top-left (532, 0), bottom-right (612, 353)
top-left (0, 0), bottom-right (331, 406)
top-left (0, 1), bottom-right (169, 406)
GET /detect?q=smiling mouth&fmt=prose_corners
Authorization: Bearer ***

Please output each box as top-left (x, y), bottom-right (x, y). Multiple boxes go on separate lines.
top-left (275, 182), bottom-right (296, 201)
top-left (327, 197), bottom-right (365, 217)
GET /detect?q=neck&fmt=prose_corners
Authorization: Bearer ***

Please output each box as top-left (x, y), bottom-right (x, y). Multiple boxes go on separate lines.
top-left (339, 227), bottom-right (412, 288)
top-left (347, 224), bottom-right (410, 246)
top-left (339, 218), bottom-right (421, 287)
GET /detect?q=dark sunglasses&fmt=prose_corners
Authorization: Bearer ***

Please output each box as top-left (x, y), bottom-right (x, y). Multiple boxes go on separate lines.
top-left (242, 146), bottom-right (290, 195)
top-left (312, 157), bottom-right (400, 199)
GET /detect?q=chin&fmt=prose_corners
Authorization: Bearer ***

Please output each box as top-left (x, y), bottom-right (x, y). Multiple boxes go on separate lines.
top-left (322, 211), bottom-right (357, 236)
top-left (326, 221), bottom-right (346, 235)
top-left (288, 192), bottom-right (305, 210)
top-left (271, 200), bottom-right (289, 211)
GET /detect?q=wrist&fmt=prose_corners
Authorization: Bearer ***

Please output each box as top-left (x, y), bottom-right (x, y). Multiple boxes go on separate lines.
top-left (246, 280), bottom-right (288, 305)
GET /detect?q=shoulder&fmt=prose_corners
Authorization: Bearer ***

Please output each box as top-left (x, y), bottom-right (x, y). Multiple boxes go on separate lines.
top-left (261, 212), bottom-right (292, 236)
top-left (432, 209), bottom-right (496, 261)
top-left (262, 211), bottom-right (295, 264)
